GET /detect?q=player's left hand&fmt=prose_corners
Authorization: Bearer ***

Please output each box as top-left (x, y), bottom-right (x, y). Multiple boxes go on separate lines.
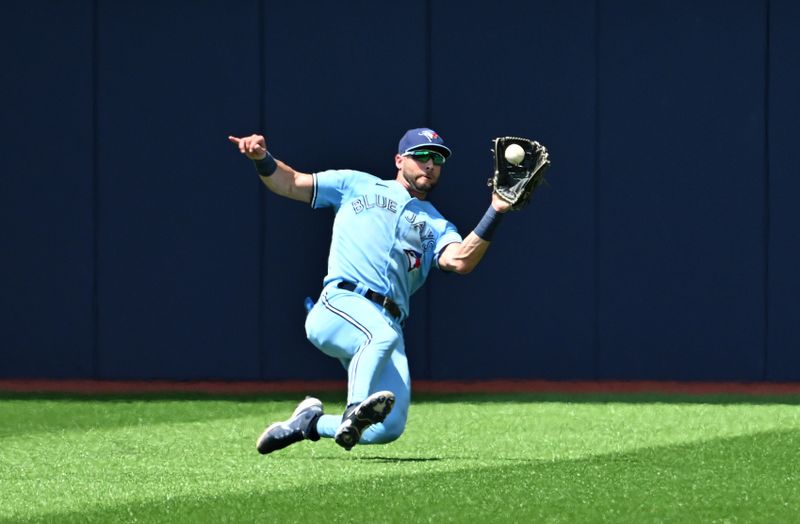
top-left (491, 192), bottom-right (512, 213)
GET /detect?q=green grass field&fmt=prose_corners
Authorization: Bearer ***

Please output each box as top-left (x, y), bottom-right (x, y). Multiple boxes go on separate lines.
top-left (1, 392), bottom-right (799, 523)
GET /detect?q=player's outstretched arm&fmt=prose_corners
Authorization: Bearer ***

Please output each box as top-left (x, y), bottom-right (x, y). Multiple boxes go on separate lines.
top-left (228, 134), bottom-right (313, 203)
top-left (438, 193), bottom-right (511, 274)
top-left (438, 233), bottom-right (489, 274)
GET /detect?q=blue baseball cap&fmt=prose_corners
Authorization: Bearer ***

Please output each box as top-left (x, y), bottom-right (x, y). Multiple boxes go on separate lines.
top-left (398, 128), bottom-right (452, 158)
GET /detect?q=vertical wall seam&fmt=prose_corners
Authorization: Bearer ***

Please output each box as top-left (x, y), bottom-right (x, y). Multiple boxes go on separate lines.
top-left (592, 0), bottom-right (601, 380)
top-left (91, 0), bottom-right (100, 378)
top-left (257, 0), bottom-right (267, 379)
top-left (423, 0), bottom-right (433, 379)
top-left (762, 0), bottom-right (771, 380)
top-left (425, 0), bottom-right (433, 126)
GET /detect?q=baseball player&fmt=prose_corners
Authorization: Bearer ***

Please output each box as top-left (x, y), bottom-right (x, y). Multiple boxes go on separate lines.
top-left (229, 128), bottom-right (511, 453)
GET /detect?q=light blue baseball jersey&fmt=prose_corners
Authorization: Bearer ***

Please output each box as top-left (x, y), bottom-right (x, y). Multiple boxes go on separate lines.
top-left (311, 169), bottom-right (462, 320)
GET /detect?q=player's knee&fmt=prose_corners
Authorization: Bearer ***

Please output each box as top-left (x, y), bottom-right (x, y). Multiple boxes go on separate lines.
top-left (374, 400), bottom-right (408, 443)
top-left (383, 418), bottom-right (406, 442)
top-left (373, 417), bottom-right (406, 443)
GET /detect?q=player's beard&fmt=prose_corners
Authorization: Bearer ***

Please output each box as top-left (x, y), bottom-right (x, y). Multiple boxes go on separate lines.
top-left (403, 170), bottom-right (438, 196)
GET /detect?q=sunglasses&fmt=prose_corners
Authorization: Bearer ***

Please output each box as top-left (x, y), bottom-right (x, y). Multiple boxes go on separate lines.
top-left (404, 150), bottom-right (446, 166)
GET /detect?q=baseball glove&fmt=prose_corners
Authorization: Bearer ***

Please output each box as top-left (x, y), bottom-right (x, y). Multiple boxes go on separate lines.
top-left (490, 137), bottom-right (551, 210)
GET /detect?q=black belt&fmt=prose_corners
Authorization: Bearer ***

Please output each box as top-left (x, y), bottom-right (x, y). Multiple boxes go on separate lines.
top-left (337, 281), bottom-right (402, 320)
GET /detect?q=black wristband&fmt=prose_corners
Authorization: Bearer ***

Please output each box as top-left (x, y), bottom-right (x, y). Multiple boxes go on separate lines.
top-left (253, 153), bottom-right (278, 177)
top-left (473, 205), bottom-right (504, 241)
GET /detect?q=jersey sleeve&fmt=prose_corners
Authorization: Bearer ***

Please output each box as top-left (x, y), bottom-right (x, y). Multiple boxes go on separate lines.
top-left (311, 170), bottom-right (348, 210)
top-left (311, 169), bottom-right (372, 210)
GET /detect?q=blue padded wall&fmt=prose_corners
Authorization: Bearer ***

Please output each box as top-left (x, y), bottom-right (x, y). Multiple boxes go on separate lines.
top-left (0, 3), bottom-right (95, 378)
top-left (94, 0), bottom-right (262, 379)
top-left (594, 0), bottom-right (766, 380)
top-left (767, 0), bottom-right (800, 381)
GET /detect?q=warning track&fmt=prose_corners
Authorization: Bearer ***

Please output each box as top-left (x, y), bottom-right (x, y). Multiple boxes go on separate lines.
top-left (1, 379), bottom-right (799, 396)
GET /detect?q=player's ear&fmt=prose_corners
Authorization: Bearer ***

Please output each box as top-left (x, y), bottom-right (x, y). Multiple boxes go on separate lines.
top-left (395, 154), bottom-right (405, 169)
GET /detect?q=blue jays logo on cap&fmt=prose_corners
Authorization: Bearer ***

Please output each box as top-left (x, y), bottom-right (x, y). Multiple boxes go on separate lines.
top-left (398, 128), bottom-right (452, 158)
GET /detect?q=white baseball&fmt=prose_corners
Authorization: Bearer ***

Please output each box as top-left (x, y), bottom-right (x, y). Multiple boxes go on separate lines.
top-left (504, 143), bottom-right (525, 165)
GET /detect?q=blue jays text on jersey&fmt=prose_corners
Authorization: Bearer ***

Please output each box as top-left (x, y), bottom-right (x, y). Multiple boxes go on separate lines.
top-left (311, 170), bottom-right (462, 321)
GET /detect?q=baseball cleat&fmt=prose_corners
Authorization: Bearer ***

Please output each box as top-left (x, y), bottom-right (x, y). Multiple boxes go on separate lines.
top-left (334, 390), bottom-right (395, 451)
top-left (256, 397), bottom-right (323, 454)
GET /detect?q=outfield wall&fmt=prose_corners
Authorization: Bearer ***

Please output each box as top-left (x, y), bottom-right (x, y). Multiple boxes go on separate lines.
top-left (2, 0), bottom-right (798, 381)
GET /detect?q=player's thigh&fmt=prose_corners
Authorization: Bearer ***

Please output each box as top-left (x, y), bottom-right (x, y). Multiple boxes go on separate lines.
top-left (305, 287), bottom-right (387, 360)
